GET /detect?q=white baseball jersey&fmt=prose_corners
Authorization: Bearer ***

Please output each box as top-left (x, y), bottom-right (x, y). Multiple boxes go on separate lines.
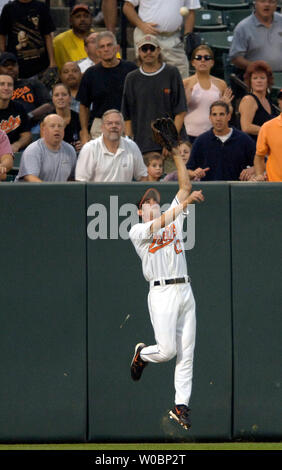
top-left (129, 197), bottom-right (189, 282)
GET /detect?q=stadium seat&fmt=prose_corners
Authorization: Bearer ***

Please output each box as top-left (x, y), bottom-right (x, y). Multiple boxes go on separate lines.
top-left (194, 9), bottom-right (227, 31)
top-left (222, 9), bottom-right (252, 30)
top-left (272, 72), bottom-right (282, 90)
top-left (202, 0), bottom-right (251, 10)
top-left (13, 152), bottom-right (22, 171)
top-left (199, 30), bottom-right (234, 51)
top-left (5, 174), bottom-right (15, 182)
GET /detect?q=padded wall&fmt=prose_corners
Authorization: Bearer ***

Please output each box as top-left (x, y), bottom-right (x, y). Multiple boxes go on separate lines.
top-left (231, 183), bottom-right (282, 439)
top-left (0, 183), bottom-right (87, 442)
top-left (0, 182), bottom-right (281, 442)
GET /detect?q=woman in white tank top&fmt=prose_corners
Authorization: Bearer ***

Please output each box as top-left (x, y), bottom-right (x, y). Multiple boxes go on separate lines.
top-left (183, 45), bottom-right (233, 143)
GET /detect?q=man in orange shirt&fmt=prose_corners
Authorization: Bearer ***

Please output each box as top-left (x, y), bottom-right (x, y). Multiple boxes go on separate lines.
top-left (254, 89), bottom-right (282, 182)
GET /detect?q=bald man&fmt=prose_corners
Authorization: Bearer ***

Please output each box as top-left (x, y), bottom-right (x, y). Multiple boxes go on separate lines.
top-left (15, 114), bottom-right (77, 182)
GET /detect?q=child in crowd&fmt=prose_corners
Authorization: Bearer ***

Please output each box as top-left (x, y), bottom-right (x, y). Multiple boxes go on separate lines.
top-left (164, 140), bottom-right (209, 181)
top-left (143, 152), bottom-right (165, 182)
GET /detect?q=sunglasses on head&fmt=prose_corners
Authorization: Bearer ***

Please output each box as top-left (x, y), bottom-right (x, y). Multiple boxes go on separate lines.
top-left (194, 54), bottom-right (213, 61)
top-left (140, 44), bottom-right (156, 53)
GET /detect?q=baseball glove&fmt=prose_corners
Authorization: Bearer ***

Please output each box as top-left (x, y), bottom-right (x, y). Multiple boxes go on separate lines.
top-left (151, 117), bottom-right (179, 152)
top-left (39, 66), bottom-right (59, 91)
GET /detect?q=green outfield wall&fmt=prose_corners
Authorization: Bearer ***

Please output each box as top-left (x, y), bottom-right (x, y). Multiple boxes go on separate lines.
top-left (0, 182), bottom-right (281, 442)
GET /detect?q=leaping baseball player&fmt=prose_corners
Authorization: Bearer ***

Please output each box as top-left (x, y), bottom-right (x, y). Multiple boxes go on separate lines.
top-left (129, 118), bottom-right (204, 430)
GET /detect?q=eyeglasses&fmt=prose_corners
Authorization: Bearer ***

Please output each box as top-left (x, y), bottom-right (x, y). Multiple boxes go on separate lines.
top-left (140, 44), bottom-right (156, 53)
top-left (194, 55), bottom-right (213, 61)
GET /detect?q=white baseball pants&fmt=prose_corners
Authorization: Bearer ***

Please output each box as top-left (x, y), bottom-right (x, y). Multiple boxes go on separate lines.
top-left (140, 282), bottom-right (196, 406)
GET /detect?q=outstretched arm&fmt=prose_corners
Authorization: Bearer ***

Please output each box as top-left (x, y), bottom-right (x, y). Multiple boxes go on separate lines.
top-left (172, 146), bottom-right (192, 203)
top-left (150, 188), bottom-right (204, 233)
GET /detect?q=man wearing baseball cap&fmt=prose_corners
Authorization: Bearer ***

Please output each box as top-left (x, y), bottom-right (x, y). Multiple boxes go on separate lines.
top-left (254, 89), bottom-right (282, 182)
top-left (53, 4), bottom-right (94, 71)
top-left (121, 34), bottom-right (187, 156)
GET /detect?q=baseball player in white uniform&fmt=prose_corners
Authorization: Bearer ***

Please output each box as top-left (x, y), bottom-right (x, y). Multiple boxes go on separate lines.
top-left (129, 145), bottom-right (204, 429)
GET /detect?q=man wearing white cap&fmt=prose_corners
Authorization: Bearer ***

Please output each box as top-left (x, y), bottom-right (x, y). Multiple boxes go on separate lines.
top-left (121, 35), bottom-right (187, 155)
top-left (123, 0), bottom-right (201, 79)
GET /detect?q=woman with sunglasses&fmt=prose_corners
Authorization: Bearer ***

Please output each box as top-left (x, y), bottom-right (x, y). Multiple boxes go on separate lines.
top-left (52, 82), bottom-right (82, 154)
top-left (183, 45), bottom-right (233, 143)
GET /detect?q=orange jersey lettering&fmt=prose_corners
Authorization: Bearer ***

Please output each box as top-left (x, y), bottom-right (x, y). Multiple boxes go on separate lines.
top-left (0, 115), bottom-right (21, 134)
top-left (149, 224), bottom-right (182, 254)
top-left (12, 86), bottom-right (34, 103)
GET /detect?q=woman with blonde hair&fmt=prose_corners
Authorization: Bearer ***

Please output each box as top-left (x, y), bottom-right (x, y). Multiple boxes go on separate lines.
top-left (183, 44), bottom-right (233, 143)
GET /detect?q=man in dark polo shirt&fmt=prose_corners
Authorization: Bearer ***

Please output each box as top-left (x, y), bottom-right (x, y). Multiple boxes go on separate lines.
top-left (0, 73), bottom-right (31, 152)
top-left (187, 100), bottom-right (256, 181)
top-left (77, 30), bottom-right (137, 145)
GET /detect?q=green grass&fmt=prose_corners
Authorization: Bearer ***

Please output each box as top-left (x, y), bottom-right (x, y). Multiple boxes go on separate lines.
top-left (0, 442), bottom-right (281, 451)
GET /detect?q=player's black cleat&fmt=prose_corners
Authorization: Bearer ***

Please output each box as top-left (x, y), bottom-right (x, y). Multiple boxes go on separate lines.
top-left (169, 404), bottom-right (191, 430)
top-left (130, 342), bottom-right (148, 381)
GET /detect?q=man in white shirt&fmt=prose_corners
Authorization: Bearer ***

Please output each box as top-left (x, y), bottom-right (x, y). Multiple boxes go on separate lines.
top-left (75, 109), bottom-right (148, 182)
top-left (129, 138), bottom-right (204, 430)
top-left (123, 0), bottom-right (201, 78)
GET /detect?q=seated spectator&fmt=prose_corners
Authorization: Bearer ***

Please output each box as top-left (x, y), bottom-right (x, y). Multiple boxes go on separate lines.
top-left (183, 45), bottom-right (233, 143)
top-left (15, 114), bottom-right (77, 182)
top-left (238, 61), bottom-right (279, 142)
top-left (78, 30), bottom-right (137, 144)
top-left (164, 140), bottom-right (208, 181)
top-left (60, 61), bottom-right (82, 114)
top-left (75, 109), bottom-right (148, 182)
top-left (187, 100), bottom-right (256, 181)
top-left (52, 82), bottom-right (82, 154)
top-left (143, 152), bottom-right (164, 182)
top-left (0, 128), bottom-right (13, 180)
top-left (78, 32), bottom-right (100, 73)
top-left (254, 89), bottom-right (282, 182)
top-left (53, 4), bottom-right (94, 71)
top-left (229, 0), bottom-right (282, 74)
top-left (0, 73), bottom-right (31, 152)
top-left (0, 52), bottom-right (54, 130)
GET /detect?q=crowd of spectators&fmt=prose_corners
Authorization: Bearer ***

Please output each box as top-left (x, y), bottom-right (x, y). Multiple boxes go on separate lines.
top-left (0, 0), bottom-right (281, 183)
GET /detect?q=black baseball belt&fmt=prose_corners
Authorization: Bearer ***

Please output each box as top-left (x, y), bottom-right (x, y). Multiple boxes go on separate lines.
top-left (153, 276), bottom-right (191, 287)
